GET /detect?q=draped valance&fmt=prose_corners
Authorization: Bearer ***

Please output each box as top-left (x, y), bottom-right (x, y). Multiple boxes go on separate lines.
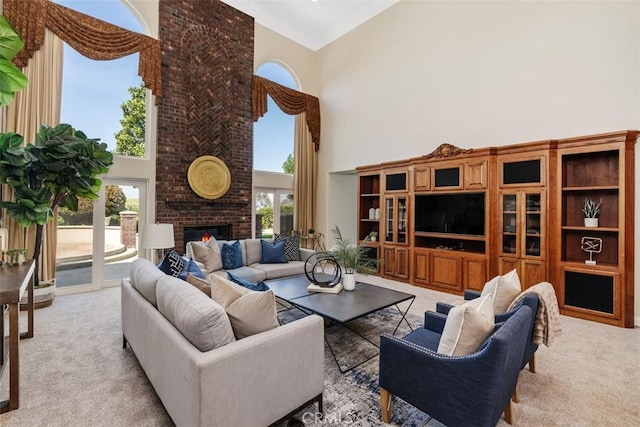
top-left (252, 75), bottom-right (320, 151)
top-left (3, 0), bottom-right (162, 101)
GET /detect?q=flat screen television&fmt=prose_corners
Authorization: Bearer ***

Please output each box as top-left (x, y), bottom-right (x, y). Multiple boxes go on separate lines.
top-left (414, 192), bottom-right (485, 236)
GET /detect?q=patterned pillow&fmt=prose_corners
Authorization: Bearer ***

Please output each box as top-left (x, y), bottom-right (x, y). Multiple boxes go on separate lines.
top-left (157, 250), bottom-right (186, 277)
top-left (178, 258), bottom-right (206, 280)
top-left (274, 233), bottom-right (301, 261)
top-left (221, 240), bottom-right (243, 270)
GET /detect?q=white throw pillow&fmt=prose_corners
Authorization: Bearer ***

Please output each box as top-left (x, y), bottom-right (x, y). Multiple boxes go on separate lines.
top-left (481, 269), bottom-right (522, 313)
top-left (191, 238), bottom-right (223, 273)
top-left (210, 276), bottom-right (278, 339)
top-left (437, 293), bottom-right (495, 356)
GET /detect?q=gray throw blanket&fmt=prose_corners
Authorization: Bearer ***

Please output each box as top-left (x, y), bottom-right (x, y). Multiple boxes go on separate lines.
top-left (508, 281), bottom-right (562, 346)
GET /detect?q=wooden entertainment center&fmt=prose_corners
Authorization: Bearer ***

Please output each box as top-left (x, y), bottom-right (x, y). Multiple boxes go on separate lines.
top-left (357, 131), bottom-right (637, 327)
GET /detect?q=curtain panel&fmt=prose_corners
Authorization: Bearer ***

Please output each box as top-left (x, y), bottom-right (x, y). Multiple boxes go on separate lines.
top-left (3, 0), bottom-right (162, 101)
top-left (252, 75), bottom-right (320, 151)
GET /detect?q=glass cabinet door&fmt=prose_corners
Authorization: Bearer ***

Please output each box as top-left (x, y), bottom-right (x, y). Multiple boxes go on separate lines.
top-left (525, 193), bottom-right (541, 257)
top-left (502, 194), bottom-right (517, 254)
top-left (398, 197), bottom-right (407, 244)
top-left (385, 197), bottom-right (394, 243)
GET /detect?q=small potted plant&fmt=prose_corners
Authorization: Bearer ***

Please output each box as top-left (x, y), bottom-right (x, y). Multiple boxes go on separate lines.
top-left (308, 228), bottom-right (315, 238)
top-left (582, 197), bottom-right (602, 227)
top-left (369, 231), bottom-right (378, 242)
top-left (331, 226), bottom-right (379, 291)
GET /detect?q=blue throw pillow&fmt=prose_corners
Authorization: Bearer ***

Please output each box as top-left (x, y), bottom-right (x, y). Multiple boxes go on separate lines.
top-left (261, 239), bottom-right (287, 264)
top-left (221, 240), bottom-right (243, 270)
top-left (178, 258), bottom-right (206, 280)
top-left (227, 272), bottom-right (270, 292)
top-left (157, 250), bottom-right (185, 277)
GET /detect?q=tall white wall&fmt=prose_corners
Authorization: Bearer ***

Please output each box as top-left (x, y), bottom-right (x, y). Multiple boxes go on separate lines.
top-left (311, 1), bottom-right (640, 323)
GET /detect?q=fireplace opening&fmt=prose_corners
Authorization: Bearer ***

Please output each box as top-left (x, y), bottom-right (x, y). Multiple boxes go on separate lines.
top-left (183, 224), bottom-right (232, 253)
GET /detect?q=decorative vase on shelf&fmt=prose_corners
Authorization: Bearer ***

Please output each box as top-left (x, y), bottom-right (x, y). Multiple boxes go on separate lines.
top-left (369, 207), bottom-right (375, 220)
top-left (375, 208), bottom-right (380, 220)
top-left (584, 218), bottom-right (599, 228)
top-left (342, 273), bottom-right (356, 291)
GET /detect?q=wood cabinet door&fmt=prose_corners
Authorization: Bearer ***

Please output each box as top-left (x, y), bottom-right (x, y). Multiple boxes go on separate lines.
top-left (521, 259), bottom-right (545, 289)
top-left (396, 248), bottom-right (409, 279)
top-left (382, 247), bottom-right (396, 276)
top-left (413, 251), bottom-right (430, 285)
top-left (464, 159), bottom-right (487, 189)
top-left (430, 254), bottom-right (463, 291)
top-left (499, 257), bottom-right (519, 276)
top-left (414, 166), bottom-right (430, 191)
top-left (464, 257), bottom-right (487, 291)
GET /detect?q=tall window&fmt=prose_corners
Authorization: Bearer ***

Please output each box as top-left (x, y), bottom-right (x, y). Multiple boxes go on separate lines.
top-left (54, 0), bottom-right (148, 291)
top-left (253, 62), bottom-right (298, 238)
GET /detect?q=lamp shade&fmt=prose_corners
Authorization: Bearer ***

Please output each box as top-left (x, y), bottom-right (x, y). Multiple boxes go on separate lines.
top-left (141, 223), bottom-right (175, 249)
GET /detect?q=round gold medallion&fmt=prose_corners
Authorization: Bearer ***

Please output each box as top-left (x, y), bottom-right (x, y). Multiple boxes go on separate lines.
top-left (187, 156), bottom-right (231, 200)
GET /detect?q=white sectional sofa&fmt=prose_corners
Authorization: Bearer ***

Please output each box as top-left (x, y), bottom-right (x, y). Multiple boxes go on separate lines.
top-left (185, 238), bottom-right (315, 283)
top-left (121, 258), bottom-right (324, 427)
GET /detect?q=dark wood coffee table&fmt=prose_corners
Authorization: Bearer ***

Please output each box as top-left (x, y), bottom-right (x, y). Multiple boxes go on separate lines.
top-left (267, 274), bottom-right (415, 373)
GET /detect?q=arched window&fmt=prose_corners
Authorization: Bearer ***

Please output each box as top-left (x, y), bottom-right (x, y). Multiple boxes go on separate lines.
top-left (57, 0), bottom-right (145, 158)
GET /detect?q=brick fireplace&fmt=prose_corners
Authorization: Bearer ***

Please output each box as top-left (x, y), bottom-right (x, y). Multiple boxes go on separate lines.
top-left (156, 0), bottom-right (254, 253)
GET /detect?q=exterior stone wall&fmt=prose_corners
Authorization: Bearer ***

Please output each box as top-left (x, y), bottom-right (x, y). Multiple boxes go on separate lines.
top-left (156, 0), bottom-right (254, 252)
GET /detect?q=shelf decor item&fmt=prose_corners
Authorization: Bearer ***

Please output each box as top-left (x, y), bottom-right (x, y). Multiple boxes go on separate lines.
top-left (581, 236), bottom-right (602, 265)
top-left (370, 231), bottom-right (378, 242)
top-left (4, 248), bottom-right (27, 265)
top-left (582, 197), bottom-right (601, 227)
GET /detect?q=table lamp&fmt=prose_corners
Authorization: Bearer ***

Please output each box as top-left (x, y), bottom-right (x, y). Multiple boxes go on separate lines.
top-left (141, 223), bottom-right (175, 263)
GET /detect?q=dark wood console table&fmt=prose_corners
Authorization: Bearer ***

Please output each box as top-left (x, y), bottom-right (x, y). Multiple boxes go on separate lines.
top-left (0, 259), bottom-right (35, 413)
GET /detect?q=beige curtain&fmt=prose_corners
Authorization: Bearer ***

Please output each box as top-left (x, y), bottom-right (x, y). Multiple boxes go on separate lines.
top-left (293, 112), bottom-right (318, 234)
top-left (1, 29), bottom-right (62, 284)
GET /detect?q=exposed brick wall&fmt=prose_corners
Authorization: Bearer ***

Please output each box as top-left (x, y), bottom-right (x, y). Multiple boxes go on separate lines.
top-left (157, 0), bottom-right (254, 252)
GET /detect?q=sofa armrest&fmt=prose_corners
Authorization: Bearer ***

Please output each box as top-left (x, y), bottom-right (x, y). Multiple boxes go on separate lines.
top-left (299, 247), bottom-right (316, 262)
top-left (464, 289), bottom-right (481, 300)
top-left (424, 310), bottom-right (447, 333)
top-left (435, 301), bottom-right (454, 315)
top-left (196, 315), bottom-right (324, 426)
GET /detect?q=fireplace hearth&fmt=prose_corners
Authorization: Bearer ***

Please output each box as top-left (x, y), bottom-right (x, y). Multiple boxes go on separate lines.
top-left (183, 224), bottom-right (232, 253)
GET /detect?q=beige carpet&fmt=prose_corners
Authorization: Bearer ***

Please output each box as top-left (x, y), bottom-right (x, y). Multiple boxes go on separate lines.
top-left (0, 277), bottom-right (639, 426)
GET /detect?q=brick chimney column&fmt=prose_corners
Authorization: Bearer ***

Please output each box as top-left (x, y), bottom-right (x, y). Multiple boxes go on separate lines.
top-left (119, 211), bottom-right (138, 249)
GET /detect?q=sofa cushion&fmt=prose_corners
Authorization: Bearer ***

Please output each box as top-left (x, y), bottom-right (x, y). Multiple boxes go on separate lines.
top-left (185, 273), bottom-right (211, 297)
top-left (210, 276), bottom-right (278, 339)
top-left (244, 239), bottom-right (262, 266)
top-left (227, 272), bottom-right (270, 291)
top-left (275, 233), bottom-right (301, 261)
top-left (252, 261), bottom-right (306, 280)
top-left (158, 250), bottom-right (185, 277)
top-left (217, 240), bottom-right (248, 266)
top-left (130, 257), bottom-right (166, 307)
top-left (190, 239), bottom-right (223, 273)
top-left (156, 275), bottom-right (235, 351)
top-left (482, 269), bottom-right (522, 313)
top-left (213, 266), bottom-right (266, 283)
top-left (178, 258), bottom-right (206, 280)
top-left (222, 241), bottom-right (244, 270)
top-left (261, 239), bottom-right (288, 264)
top-left (437, 293), bottom-right (495, 356)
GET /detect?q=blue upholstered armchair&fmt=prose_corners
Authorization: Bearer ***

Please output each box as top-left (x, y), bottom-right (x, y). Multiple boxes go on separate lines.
top-left (379, 306), bottom-right (533, 426)
top-left (436, 291), bottom-right (539, 372)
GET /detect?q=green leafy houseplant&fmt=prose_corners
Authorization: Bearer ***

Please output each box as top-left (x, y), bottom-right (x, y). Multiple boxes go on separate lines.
top-left (0, 16), bottom-right (28, 107)
top-left (582, 197), bottom-right (602, 218)
top-left (0, 124), bottom-right (114, 287)
top-left (330, 226), bottom-right (379, 275)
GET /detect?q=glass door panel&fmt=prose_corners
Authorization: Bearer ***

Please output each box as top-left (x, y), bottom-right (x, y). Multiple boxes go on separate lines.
top-left (279, 192), bottom-right (294, 237)
top-left (255, 191), bottom-right (274, 239)
top-left (56, 203), bottom-right (95, 288)
top-left (525, 193), bottom-right (541, 258)
top-left (385, 197), bottom-right (394, 243)
top-left (398, 197), bottom-right (407, 244)
top-left (502, 194), bottom-right (517, 254)
top-left (103, 184), bottom-right (140, 286)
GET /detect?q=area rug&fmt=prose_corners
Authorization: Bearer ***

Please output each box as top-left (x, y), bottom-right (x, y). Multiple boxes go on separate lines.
top-left (278, 305), bottom-right (440, 426)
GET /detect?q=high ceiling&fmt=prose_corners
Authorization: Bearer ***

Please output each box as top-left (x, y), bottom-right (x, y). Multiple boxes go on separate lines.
top-left (220, 0), bottom-right (400, 51)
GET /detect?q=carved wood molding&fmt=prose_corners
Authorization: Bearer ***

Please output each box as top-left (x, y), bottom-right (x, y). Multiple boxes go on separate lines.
top-left (424, 143), bottom-right (473, 160)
